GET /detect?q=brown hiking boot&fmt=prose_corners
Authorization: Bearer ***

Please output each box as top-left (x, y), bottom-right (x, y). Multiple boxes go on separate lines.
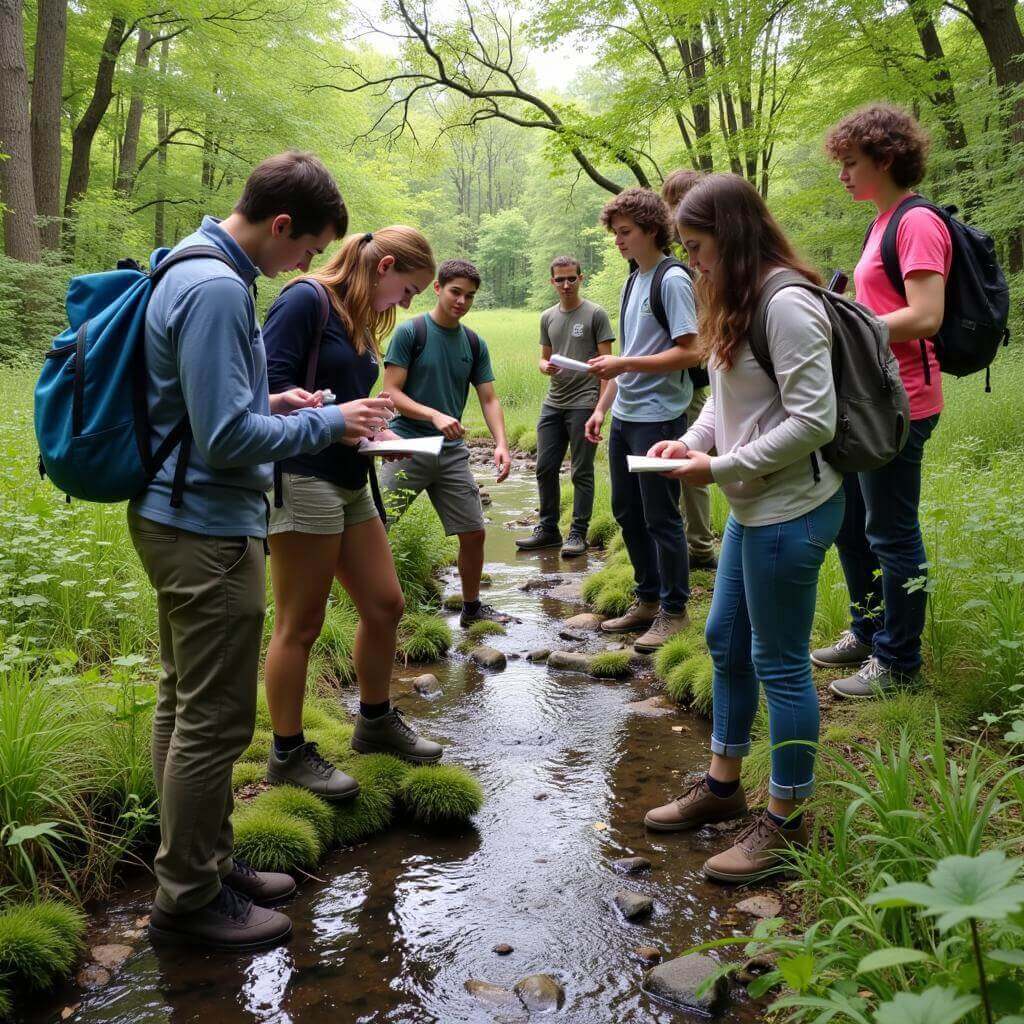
top-left (703, 811), bottom-right (808, 884)
top-left (148, 885), bottom-right (292, 951)
top-left (644, 776), bottom-right (748, 832)
top-left (634, 608), bottom-right (690, 653)
top-left (599, 600), bottom-right (659, 635)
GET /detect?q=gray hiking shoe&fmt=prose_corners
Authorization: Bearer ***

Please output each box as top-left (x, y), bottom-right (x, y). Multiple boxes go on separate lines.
top-left (811, 630), bottom-right (872, 669)
top-left (149, 885), bottom-right (292, 952)
top-left (634, 608), bottom-right (691, 653)
top-left (599, 600), bottom-right (659, 635)
top-left (267, 741), bottom-right (360, 803)
top-left (560, 531), bottom-right (588, 558)
top-left (516, 527), bottom-right (562, 551)
top-left (460, 602), bottom-right (515, 628)
top-left (829, 656), bottom-right (919, 700)
top-left (351, 707), bottom-right (443, 764)
top-left (224, 858), bottom-right (296, 906)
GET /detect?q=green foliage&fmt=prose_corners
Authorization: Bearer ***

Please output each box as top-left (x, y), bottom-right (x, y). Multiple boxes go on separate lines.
top-left (664, 656), bottom-right (713, 713)
top-left (28, 900), bottom-right (86, 956)
top-left (398, 612), bottom-right (452, 662)
top-left (0, 903), bottom-right (79, 990)
top-left (232, 806), bottom-right (322, 873)
top-left (399, 765), bottom-right (484, 826)
top-left (653, 630), bottom-right (704, 680)
top-left (333, 767), bottom-right (394, 846)
top-left (314, 600), bottom-right (359, 686)
top-left (588, 650), bottom-right (632, 678)
top-left (305, 724), bottom-right (355, 767)
top-left (231, 760), bottom-right (266, 790)
top-left (581, 561), bottom-right (636, 616)
top-left (256, 787), bottom-right (336, 848)
top-left (339, 753), bottom-right (411, 799)
top-left (586, 513), bottom-right (619, 549)
top-left (240, 729), bottom-right (273, 765)
top-left (0, 252), bottom-right (69, 363)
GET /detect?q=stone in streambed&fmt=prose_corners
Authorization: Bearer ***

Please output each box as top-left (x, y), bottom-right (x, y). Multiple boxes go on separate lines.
top-left (635, 946), bottom-right (662, 965)
top-left (493, 943), bottom-right (514, 955)
top-left (76, 964), bottom-right (111, 989)
top-left (563, 612), bottom-right (604, 630)
top-left (465, 980), bottom-right (521, 1010)
top-left (642, 954), bottom-right (729, 1016)
top-left (613, 856), bottom-right (652, 875)
top-left (546, 650), bottom-right (592, 672)
top-left (520, 576), bottom-right (562, 592)
top-left (626, 696), bottom-right (674, 718)
top-left (526, 647), bottom-right (551, 662)
top-left (513, 974), bottom-right (565, 1013)
top-left (548, 581), bottom-right (584, 602)
top-left (470, 646), bottom-right (507, 670)
top-left (558, 629), bottom-right (585, 642)
top-left (90, 944), bottom-right (133, 970)
top-left (413, 673), bottom-right (441, 698)
top-left (613, 891), bottom-right (654, 920)
top-left (735, 894), bottom-right (782, 919)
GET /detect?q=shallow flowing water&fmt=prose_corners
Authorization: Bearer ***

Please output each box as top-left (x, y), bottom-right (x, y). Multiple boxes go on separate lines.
top-left (35, 475), bottom-right (767, 1024)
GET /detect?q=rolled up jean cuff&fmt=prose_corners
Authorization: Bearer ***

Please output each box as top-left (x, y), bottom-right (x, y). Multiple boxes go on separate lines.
top-left (768, 776), bottom-right (815, 801)
top-left (710, 736), bottom-right (751, 758)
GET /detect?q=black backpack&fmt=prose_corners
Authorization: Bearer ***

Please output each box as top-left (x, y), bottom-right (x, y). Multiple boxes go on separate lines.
top-left (864, 195), bottom-right (1010, 391)
top-left (748, 270), bottom-right (911, 477)
top-left (410, 313), bottom-right (481, 401)
top-left (620, 257), bottom-right (710, 390)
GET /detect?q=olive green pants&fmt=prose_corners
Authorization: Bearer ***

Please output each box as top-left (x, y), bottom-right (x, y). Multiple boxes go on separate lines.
top-left (681, 387), bottom-right (716, 560)
top-left (128, 510), bottom-right (265, 914)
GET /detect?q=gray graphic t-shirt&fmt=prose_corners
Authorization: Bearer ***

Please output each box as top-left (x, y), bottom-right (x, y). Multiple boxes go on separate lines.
top-left (612, 259), bottom-right (697, 423)
top-left (539, 298), bottom-right (614, 409)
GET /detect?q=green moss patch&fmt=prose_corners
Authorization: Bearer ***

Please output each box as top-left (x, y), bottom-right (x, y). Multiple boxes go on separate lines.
top-left (399, 764), bottom-right (484, 826)
top-left (664, 655), bottom-right (714, 713)
top-left (586, 514), bottom-right (619, 549)
top-left (240, 728), bottom-right (273, 764)
top-left (581, 563), bottom-right (636, 616)
top-left (305, 722), bottom-right (355, 766)
top-left (232, 760), bottom-right (266, 790)
top-left (257, 786), bottom-right (336, 848)
top-left (588, 650), bottom-right (633, 679)
top-left (0, 903), bottom-right (80, 990)
top-left (233, 806), bottom-right (322, 872)
top-left (341, 752), bottom-right (411, 799)
top-left (398, 611), bottom-right (452, 662)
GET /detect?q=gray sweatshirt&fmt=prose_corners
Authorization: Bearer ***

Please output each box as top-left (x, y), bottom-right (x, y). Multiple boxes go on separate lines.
top-left (681, 280), bottom-right (843, 527)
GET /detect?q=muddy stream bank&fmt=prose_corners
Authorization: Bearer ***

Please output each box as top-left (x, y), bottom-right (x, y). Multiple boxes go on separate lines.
top-left (34, 473), bottom-right (768, 1024)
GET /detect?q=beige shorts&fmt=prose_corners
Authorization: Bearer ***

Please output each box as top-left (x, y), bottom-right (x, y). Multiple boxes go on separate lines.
top-left (268, 473), bottom-right (379, 536)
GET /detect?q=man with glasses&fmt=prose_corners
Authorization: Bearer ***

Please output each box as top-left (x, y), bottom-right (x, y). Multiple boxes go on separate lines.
top-left (516, 256), bottom-right (614, 557)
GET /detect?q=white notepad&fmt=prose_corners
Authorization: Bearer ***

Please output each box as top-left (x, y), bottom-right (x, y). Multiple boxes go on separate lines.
top-left (358, 435), bottom-right (444, 457)
top-left (549, 353), bottom-right (593, 373)
top-left (627, 455), bottom-right (689, 473)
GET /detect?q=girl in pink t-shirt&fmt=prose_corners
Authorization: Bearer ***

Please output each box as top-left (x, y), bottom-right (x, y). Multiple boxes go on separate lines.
top-left (815, 103), bottom-right (948, 700)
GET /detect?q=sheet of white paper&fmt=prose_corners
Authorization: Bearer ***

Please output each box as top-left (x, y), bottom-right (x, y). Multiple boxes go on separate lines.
top-left (626, 455), bottom-right (689, 473)
top-left (549, 353), bottom-right (593, 373)
top-left (358, 435), bottom-right (444, 457)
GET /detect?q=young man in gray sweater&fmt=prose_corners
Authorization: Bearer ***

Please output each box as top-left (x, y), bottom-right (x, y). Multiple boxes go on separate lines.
top-left (132, 152), bottom-right (393, 951)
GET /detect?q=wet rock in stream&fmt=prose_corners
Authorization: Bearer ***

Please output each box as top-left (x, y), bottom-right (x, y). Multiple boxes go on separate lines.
top-left (643, 953), bottom-right (729, 1016)
top-left (558, 629), bottom-right (585, 642)
top-left (562, 612), bottom-right (604, 631)
top-left (634, 946), bottom-right (662, 965)
top-left (546, 650), bottom-right (592, 672)
top-left (734, 894), bottom-right (782, 919)
top-left (626, 695), bottom-right (675, 718)
top-left (526, 647), bottom-right (551, 662)
top-left (470, 646), bottom-right (507, 670)
top-left (613, 891), bottom-right (654, 921)
top-left (412, 673), bottom-right (441, 698)
top-left (612, 856), bottom-right (652, 875)
top-left (513, 974), bottom-right (565, 1013)
top-left (465, 980), bottom-right (522, 1011)
top-left (493, 943), bottom-right (514, 955)
top-left (520, 576), bottom-right (562, 592)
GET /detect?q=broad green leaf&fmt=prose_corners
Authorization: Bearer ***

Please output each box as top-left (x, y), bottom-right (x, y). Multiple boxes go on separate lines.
top-left (873, 987), bottom-right (980, 1024)
top-left (4, 822), bottom-right (61, 846)
top-left (990, 979), bottom-right (1024, 1017)
top-left (858, 948), bottom-right (930, 973)
top-left (990, 949), bottom-right (1024, 966)
top-left (778, 952), bottom-right (814, 992)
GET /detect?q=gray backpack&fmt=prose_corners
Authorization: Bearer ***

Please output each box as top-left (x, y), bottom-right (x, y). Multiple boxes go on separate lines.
top-left (748, 269), bottom-right (910, 477)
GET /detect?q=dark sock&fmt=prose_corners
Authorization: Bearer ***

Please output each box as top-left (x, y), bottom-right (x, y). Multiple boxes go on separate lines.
top-left (273, 730), bottom-right (304, 755)
top-left (767, 809), bottom-right (803, 831)
top-left (705, 774), bottom-right (740, 798)
top-left (463, 598), bottom-right (481, 614)
top-left (360, 699), bottom-right (391, 720)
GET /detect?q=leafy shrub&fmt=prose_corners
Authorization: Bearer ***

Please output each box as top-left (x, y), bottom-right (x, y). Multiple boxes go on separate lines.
top-left (588, 651), bottom-right (632, 678)
top-left (232, 806), bottom-right (322, 872)
top-left (399, 764), bottom-right (484, 826)
top-left (257, 786), bottom-right (335, 847)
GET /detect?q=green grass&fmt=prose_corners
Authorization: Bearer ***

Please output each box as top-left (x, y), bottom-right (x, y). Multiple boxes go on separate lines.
top-left (397, 611), bottom-right (452, 662)
top-left (399, 765), bottom-right (484, 826)
top-left (465, 619), bottom-right (506, 642)
top-left (232, 760), bottom-right (266, 790)
top-left (337, 752), bottom-right (411, 798)
top-left (232, 805), bottom-right (322, 872)
top-left (581, 560), bottom-right (636, 616)
top-left (333, 767), bottom-right (394, 845)
top-left (663, 655), bottom-right (713, 713)
top-left (256, 786), bottom-right (336, 848)
top-left (588, 650), bottom-right (633, 678)
top-left (240, 728), bottom-right (273, 765)
top-left (0, 903), bottom-right (80, 990)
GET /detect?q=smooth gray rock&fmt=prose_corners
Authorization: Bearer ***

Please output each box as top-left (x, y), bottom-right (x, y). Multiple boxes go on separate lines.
top-left (558, 629), bottom-right (585, 642)
top-left (643, 954), bottom-right (728, 1015)
top-left (546, 650), bottom-right (592, 672)
top-left (412, 673), bottom-right (441, 698)
top-left (465, 980), bottom-right (520, 1010)
top-left (735, 894), bottom-right (782, 919)
top-left (470, 646), bottom-right (507, 671)
top-left (613, 856), bottom-right (652, 875)
top-left (563, 612), bottom-right (604, 630)
top-left (613, 890), bottom-right (654, 920)
top-left (520, 576), bottom-right (562, 592)
top-left (626, 696), bottom-right (675, 718)
top-left (513, 974), bottom-right (565, 1013)
top-left (548, 581), bottom-right (584, 603)
top-left (526, 647), bottom-right (551, 663)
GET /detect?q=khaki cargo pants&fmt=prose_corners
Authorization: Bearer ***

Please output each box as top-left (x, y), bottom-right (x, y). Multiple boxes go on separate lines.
top-left (681, 387), bottom-right (716, 560)
top-left (128, 510), bottom-right (265, 914)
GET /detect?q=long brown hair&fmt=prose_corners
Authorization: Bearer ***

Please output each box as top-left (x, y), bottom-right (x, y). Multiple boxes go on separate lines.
top-left (290, 225), bottom-right (435, 359)
top-left (676, 174), bottom-right (820, 370)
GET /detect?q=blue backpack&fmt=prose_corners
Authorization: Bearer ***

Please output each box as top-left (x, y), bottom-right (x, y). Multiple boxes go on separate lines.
top-left (34, 246), bottom-right (240, 505)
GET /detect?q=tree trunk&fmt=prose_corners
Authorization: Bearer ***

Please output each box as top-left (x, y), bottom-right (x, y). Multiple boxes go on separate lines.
top-left (63, 15), bottom-right (127, 249)
top-left (154, 37), bottom-right (169, 248)
top-left (116, 28), bottom-right (152, 194)
top-left (0, 0), bottom-right (41, 261)
top-left (30, 0), bottom-right (67, 250)
top-left (963, 0), bottom-right (1024, 268)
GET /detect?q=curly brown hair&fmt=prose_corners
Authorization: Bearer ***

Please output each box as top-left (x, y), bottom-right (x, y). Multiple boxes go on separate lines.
top-left (824, 103), bottom-right (930, 188)
top-left (600, 187), bottom-right (670, 250)
top-left (661, 169), bottom-right (705, 211)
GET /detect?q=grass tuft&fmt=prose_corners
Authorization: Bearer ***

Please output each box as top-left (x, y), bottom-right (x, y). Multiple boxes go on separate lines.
top-left (306, 721), bottom-right (355, 766)
top-left (653, 630), bottom-right (704, 679)
top-left (581, 562), bottom-right (636, 615)
top-left (586, 513), bottom-right (619, 548)
top-left (240, 728), bottom-right (273, 765)
top-left (315, 599), bottom-right (359, 685)
top-left (588, 650), bottom-right (633, 678)
top-left (29, 900), bottom-right (86, 956)
top-left (397, 611), bottom-right (452, 662)
top-left (664, 655), bottom-right (713, 713)
top-left (232, 760), bottom-right (266, 790)
top-left (256, 786), bottom-right (336, 848)
top-left (466, 619), bottom-right (506, 641)
top-left (399, 764), bottom-right (484, 826)
top-left (333, 783), bottom-right (393, 846)
top-left (339, 753), bottom-right (412, 799)
top-left (232, 806), bottom-right (322, 872)
top-left (0, 904), bottom-right (78, 990)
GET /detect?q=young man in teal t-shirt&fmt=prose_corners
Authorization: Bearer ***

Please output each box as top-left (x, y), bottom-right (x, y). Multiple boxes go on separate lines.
top-left (381, 259), bottom-right (513, 626)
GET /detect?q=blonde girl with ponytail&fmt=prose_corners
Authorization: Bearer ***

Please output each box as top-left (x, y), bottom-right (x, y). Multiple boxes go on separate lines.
top-left (262, 226), bottom-right (443, 800)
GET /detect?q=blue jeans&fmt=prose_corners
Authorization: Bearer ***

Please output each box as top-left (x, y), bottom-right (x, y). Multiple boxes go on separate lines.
top-left (835, 415), bottom-right (938, 674)
top-left (707, 490), bottom-right (845, 800)
top-left (608, 414), bottom-right (690, 614)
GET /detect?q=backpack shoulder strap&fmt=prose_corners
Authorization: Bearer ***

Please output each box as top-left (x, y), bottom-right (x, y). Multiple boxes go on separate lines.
top-left (463, 325), bottom-right (481, 381)
top-left (619, 270), bottom-right (639, 335)
top-left (650, 257), bottom-right (687, 336)
top-left (748, 269), bottom-right (816, 383)
top-left (410, 314), bottom-right (428, 369)
top-left (300, 279), bottom-right (332, 392)
top-left (879, 194), bottom-right (933, 300)
top-left (149, 245), bottom-right (239, 285)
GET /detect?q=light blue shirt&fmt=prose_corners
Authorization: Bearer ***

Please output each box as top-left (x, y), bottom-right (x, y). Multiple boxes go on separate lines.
top-left (130, 216), bottom-right (346, 537)
top-left (612, 258), bottom-right (698, 423)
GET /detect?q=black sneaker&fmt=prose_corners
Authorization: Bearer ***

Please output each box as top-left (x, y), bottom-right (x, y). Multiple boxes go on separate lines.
top-left (224, 858), bottom-right (296, 906)
top-left (516, 527), bottom-right (562, 551)
top-left (149, 884), bottom-right (292, 951)
top-left (460, 602), bottom-right (514, 628)
top-left (560, 532), bottom-right (588, 558)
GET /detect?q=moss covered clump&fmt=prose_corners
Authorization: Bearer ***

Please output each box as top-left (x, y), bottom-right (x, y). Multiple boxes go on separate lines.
top-left (232, 760), bottom-right (266, 790)
top-left (588, 650), bottom-right (633, 679)
top-left (0, 902), bottom-right (82, 990)
top-left (258, 786), bottom-right (336, 848)
top-left (333, 782), bottom-right (394, 845)
top-left (305, 723), bottom-right (355, 767)
top-left (586, 513), bottom-right (619, 549)
top-left (240, 728), bottom-right (273, 764)
top-left (581, 562), bottom-right (636, 616)
top-left (664, 655), bottom-right (714, 713)
top-left (399, 764), bottom-right (484, 826)
top-left (340, 752), bottom-right (411, 799)
top-left (398, 611), bottom-right (452, 662)
top-left (442, 593), bottom-right (464, 611)
top-left (232, 806), bottom-right (322, 872)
